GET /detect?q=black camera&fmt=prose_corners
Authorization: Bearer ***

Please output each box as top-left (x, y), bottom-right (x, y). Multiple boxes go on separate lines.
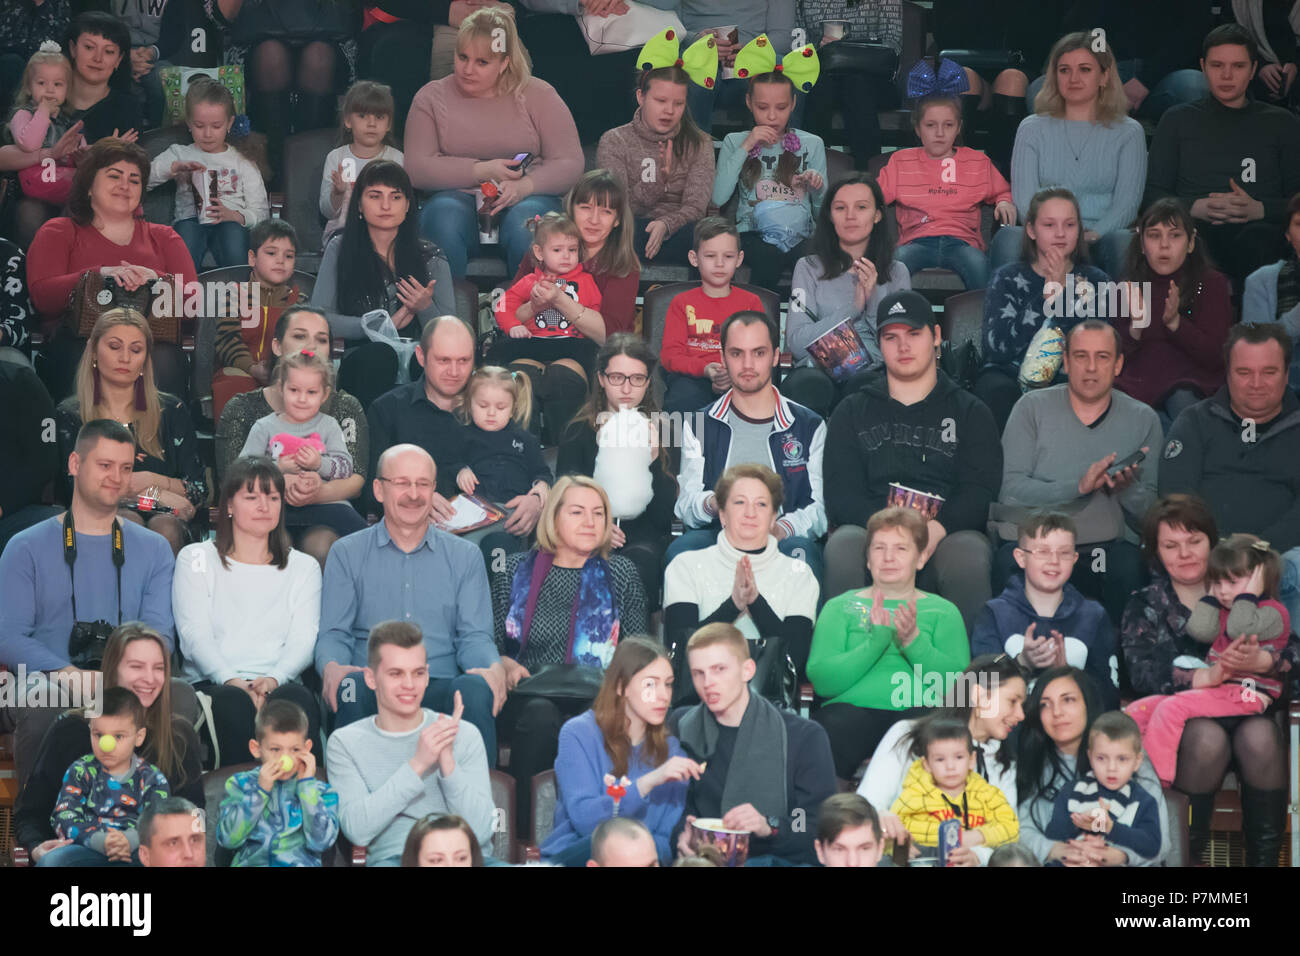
top-left (69, 619), bottom-right (116, 670)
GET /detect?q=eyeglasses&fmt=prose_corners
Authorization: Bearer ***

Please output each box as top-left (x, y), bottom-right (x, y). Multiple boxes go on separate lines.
top-left (377, 478), bottom-right (434, 493)
top-left (1016, 547), bottom-right (1077, 563)
top-left (600, 372), bottom-right (649, 387)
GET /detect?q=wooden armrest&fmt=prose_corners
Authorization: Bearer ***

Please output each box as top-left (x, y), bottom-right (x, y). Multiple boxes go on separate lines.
top-left (522, 843), bottom-right (541, 863)
top-left (268, 193), bottom-right (286, 220)
top-left (332, 337), bottom-right (345, 359)
top-left (1289, 697), bottom-right (1300, 726)
top-left (13, 846), bottom-right (31, 867)
top-left (799, 682), bottom-right (814, 705)
top-left (30, 331), bottom-right (45, 348)
top-left (351, 845), bottom-right (367, 866)
top-left (778, 351), bottom-right (794, 368)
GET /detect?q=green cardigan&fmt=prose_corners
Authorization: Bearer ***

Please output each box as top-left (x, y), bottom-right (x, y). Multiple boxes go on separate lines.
top-left (807, 589), bottom-right (971, 709)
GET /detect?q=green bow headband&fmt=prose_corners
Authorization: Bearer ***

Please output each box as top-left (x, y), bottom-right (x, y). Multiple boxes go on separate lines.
top-left (637, 28), bottom-right (719, 89)
top-left (735, 34), bottom-right (821, 92)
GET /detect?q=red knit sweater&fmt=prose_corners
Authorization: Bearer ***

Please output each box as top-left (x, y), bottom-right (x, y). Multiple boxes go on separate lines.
top-left (27, 218), bottom-right (196, 335)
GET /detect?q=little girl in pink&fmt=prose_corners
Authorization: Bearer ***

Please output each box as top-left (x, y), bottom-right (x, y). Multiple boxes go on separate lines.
top-left (1126, 534), bottom-right (1291, 786)
top-left (7, 41), bottom-right (85, 205)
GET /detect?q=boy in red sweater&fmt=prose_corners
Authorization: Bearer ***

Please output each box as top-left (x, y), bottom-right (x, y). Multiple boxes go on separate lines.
top-left (661, 217), bottom-right (763, 414)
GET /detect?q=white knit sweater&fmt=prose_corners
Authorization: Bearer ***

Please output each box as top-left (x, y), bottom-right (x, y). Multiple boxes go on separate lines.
top-left (663, 531), bottom-right (819, 642)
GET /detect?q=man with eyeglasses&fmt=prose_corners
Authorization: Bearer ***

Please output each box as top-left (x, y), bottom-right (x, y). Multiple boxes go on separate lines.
top-left (972, 512), bottom-right (1118, 709)
top-left (316, 443), bottom-right (505, 764)
top-left (995, 320), bottom-right (1160, 628)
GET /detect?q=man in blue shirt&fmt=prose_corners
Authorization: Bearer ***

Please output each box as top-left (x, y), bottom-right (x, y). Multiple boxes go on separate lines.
top-left (0, 419), bottom-right (175, 789)
top-left (317, 443), bottom-right (505, 763)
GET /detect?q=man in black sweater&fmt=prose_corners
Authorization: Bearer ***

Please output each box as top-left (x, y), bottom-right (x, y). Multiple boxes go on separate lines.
top-left (823, 291), bottom-right (1002, 633)
top-left (1143, 23), bottom-right (1300, 292)
top-left (669, 624), bottom-right (836, 866)
top-left (0, 357), bottom-right (59, 555)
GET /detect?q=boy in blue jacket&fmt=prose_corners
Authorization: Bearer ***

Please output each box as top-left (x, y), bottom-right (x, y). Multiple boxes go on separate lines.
top-left (217, 699), bottom-right (339, 867)
top-left (970, 513), bottom-right (1119, 709)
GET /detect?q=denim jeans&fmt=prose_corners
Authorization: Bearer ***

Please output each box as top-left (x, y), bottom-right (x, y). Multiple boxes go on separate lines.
top-left (333, 672), bottom-right (498, 767)
top-left (173, 218), bottom-right (251, 269)
top-left (419, 190), bottom-right (562, 278)
top-left (663, 371), bottom-right (718, 416)
top-left (894, 235), bottom-right (990, 290)
top-left (37, 843), bottom-right (140, 867)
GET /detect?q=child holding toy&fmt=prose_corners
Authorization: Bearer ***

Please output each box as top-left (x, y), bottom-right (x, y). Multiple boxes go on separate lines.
top-left (239, 348), bottom-right (364, 535)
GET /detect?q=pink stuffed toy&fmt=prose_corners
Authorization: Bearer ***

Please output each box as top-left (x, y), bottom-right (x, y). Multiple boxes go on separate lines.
top-left (268, 432), bottom-right (326, 460)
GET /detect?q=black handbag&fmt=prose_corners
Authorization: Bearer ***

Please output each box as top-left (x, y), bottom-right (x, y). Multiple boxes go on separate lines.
top-left (510, 663), bottom-right (604, 702)
top-left (819, 40), bottom-right (899, 78)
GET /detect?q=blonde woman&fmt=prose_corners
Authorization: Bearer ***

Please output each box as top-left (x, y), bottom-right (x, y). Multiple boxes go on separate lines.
top-left (404, 6), bottom-right (584, 277)
top-left (991, 32), bottom-right (1148, 277)
top-left (55, 308), bottom-right (206, 553)
top-left (489, 474), bottom-right (648, 829)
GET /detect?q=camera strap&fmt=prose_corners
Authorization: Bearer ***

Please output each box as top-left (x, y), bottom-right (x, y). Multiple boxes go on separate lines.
top-left (63, 510), bottom-right (124, 626)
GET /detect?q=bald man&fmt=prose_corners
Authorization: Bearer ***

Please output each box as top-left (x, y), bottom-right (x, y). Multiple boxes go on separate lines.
top-left (364, 316), bottom-right (549, 537)
top-left (316, 442), bottom-right (506, 764)
top-left (587, 817), bottom-right (660, 867)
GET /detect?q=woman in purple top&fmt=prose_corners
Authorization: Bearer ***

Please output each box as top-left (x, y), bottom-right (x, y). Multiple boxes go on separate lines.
top-left (541, 637), bottom-right (699, 866)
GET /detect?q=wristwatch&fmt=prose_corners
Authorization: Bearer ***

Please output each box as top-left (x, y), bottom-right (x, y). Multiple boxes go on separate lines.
top-left (766, 814), bottom-right (780, 834)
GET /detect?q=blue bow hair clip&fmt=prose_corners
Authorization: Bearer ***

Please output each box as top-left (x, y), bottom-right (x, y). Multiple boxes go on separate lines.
top-left (906, 57), bottom-right (969, 100)
top-left (231, 114), bottom-right (251, 138)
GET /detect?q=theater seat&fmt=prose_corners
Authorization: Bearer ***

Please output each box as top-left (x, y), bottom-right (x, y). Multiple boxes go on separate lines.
top-left (1164, 787), bottom-right (1190, 867)
top-left (521, 768), bottom-right (557, 863)
top-left (139, 126), bottom-right (192, 228)
top-left (489, 768), bottom-right (518, 863)
top-left (940, 289), bottom-right (985, 352)
top-left (282, 128), bottom-right (338, 275)
top-left (202, 760), bottom-right (257, 866)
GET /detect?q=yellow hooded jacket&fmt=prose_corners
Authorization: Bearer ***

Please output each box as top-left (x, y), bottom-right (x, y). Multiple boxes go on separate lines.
top-left (890, 758), bottom-right (1019, 848)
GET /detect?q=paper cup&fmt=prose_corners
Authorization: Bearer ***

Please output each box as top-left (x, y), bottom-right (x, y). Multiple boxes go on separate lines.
top-left (689, 818), bottom-right (751, 867)
top-left (712, 26), bottom-right (739, 80)
top-left (823, 20), bottom-right (848, 41)
top-left (475, 191), bottom-right (500, 244)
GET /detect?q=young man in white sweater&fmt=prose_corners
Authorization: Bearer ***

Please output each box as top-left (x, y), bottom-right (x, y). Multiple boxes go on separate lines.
top-left (326, 621), bottom-right (495, 867)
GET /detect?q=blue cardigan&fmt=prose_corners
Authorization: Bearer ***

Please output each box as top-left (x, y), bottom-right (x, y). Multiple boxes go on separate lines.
top-left (540, 710), bottom-right (687, 863)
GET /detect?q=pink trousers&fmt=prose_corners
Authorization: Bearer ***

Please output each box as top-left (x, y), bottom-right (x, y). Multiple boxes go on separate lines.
top-left (1126, 684), bottom-right (1267, 786)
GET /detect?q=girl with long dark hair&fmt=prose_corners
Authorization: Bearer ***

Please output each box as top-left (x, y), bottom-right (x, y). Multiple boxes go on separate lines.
top-left (783, 173), bottom-right (909, 417)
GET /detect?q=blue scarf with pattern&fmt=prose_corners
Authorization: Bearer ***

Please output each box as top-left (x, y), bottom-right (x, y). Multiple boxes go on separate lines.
top-left (505, 549), bottom-right (620, 669)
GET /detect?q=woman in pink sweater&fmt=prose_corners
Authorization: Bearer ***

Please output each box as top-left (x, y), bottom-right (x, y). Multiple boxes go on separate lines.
top-left (876, 73), bottom-right (1016, 292)
top-left (405, 7), bottom-right (584, 278)
top-left (26, 138), bottom-right (196, 402)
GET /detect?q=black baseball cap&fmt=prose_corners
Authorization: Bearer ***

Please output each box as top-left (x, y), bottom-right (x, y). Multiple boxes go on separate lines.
top-left (876, 290), bottom-right (937, 332)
